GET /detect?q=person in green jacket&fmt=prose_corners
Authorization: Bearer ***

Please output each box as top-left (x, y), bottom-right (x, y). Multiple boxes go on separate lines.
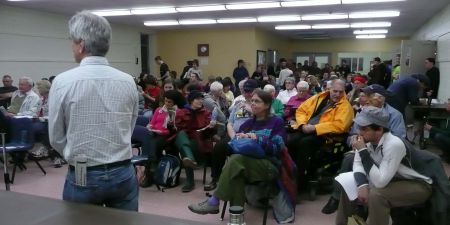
top-left (263, 84), bottom-right (284, 118)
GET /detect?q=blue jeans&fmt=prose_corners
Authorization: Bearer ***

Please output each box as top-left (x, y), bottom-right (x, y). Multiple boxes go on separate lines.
top-left (63, 163), bottom-right (139, 211)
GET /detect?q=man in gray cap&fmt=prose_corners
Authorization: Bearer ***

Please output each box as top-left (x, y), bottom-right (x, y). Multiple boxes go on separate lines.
top-left (335, 106), bottom-right (432, 225)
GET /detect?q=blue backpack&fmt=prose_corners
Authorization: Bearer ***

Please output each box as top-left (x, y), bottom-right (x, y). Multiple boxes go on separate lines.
top-left (153, 154), bottom-right (181, 191)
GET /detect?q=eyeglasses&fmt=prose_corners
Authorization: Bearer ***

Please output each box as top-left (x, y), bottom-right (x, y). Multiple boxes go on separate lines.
top-left (251, 99), bottom-right (263, 104)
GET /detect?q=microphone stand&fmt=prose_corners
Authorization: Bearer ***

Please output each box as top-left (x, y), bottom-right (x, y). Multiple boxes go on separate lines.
top-left (1, 133), bottom-right (10, 191)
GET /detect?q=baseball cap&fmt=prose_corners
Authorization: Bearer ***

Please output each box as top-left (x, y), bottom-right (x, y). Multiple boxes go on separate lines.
top-left (353, 106), bottom-right (389, 128)
top-left (361, 84), bottom-right (388, 97)
top-left (243, 79), bottom-right (258, 92)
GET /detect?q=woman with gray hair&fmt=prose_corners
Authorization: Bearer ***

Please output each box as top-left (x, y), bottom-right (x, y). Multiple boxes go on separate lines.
top-left (285, 81), bottom-right (311, 122)
top-left (263, 84), bottom-right (284, 118)
top-left (276, 77), bottom-right (297, 105)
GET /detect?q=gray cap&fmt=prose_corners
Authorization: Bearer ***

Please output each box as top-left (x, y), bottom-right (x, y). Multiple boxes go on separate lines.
top-left (353, 106), bottom-right (389, 128)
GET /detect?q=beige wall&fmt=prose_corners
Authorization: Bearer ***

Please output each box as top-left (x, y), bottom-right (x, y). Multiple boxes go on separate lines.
top-left (154, 28), bottom-right (256, 79)
top-left (254, 29), bottom-right (290, 64)
top-left (289, 37), bottom-right (405, 66)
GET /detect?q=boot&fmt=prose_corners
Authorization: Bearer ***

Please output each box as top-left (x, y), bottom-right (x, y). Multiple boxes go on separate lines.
top-left (182, 167), bottom-right (195, 192)
top-left (140, 160), bottom-right (157, 188)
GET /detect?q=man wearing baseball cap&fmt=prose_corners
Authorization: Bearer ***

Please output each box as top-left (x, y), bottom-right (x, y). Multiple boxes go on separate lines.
top-left (335, 106), bottom-right (432, 225)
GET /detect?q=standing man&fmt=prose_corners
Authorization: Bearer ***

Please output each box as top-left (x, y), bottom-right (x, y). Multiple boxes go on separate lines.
top-left (154, 55), bottom-right (170, 80)
top-left (232, 59), bottom-right (249, 95)
top-left (368, 57), bottom-right (389, 89)
top-left (48, 11), bottom-right (139, 211)
top-left (425, 57), bottom-right (440, 98)
top-left (0, 75), bottom-right (18, 108)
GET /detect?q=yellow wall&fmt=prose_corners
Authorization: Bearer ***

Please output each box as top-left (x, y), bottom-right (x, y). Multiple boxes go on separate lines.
top-left (289, 37), bottom-right (405, 65)
top-left (155, 28), bottom-right (256, 78)
top-left (254, 29), bottom-right (290, 63)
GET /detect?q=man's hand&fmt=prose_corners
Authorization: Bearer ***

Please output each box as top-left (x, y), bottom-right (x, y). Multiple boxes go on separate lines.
top-left (6, 112), bottom-right (15, 118)
top-left (351, 135), bottom-right (366, 150)
top-left (424, 123), bottom-right (432, 131)
top-left (357, 186), bottom-right (369, 204)
top-left (302, 124), bottom-right (316, 134)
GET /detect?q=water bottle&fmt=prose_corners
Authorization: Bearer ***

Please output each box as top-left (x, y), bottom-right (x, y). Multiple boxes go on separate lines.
top-left (20, 130), bottom-right (27, 144)
top-left (228, 206), bottom-right (246, 225)
top-left (423, 117), bottom-right (430, 139)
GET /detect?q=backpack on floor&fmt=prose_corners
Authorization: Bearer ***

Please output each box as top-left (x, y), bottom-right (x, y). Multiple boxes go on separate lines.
top-left (153, 154), bottom-right (181, 191)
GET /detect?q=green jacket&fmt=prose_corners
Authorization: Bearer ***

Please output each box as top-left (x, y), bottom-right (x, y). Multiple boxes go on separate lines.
top-left (272, 98), bottom-right (284, 118)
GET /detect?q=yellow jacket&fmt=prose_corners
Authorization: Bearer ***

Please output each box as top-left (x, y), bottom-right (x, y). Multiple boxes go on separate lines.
top-left (292, 91), bottom-right (354, 136)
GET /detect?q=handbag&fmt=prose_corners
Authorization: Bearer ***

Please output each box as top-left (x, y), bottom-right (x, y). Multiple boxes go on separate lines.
top-left (228, 137), bottom-right (265, 158)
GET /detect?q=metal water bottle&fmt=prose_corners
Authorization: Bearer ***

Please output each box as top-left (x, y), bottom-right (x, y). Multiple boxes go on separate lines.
top-left (228, 206), bottom-right (246, 225)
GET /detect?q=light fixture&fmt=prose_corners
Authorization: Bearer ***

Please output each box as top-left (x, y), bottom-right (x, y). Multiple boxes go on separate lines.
top-left (349, 10), bottom-right (400, 18)
top-left (281, 0), bottom-right (341, 7)
top-left (217, 18), bottom-right (258, 23)
top-left (312, 23), bottom-right (350, 29)
top-left (257, 15), bottom-right (301, 22)
top-left (353, 29), bottom-right (388, 34)
top-left (178, 19), bottom-right (217, 25)
top-left (226, 2), bottom-right (281, 10)
top-left (144, 20), bottom-right (179, 26)
top-left (351, 21), bottom-right (391, 28)
top-left (343, 0), bottom-right (405, 4)
top-left (7, 0), bottom-right (29, 1)
top-left (275, 25), bottom-right (311, 30)
top-left (301, 13), bottom-right (348, 20)
top-left (355, 35), bottom-right (387, 39)
top-left (176, 5), bottom-right (226, 12)
top-left (131, 7), bottom-right (177, 15)
top-left (91, 9), bottom-right (131, 17)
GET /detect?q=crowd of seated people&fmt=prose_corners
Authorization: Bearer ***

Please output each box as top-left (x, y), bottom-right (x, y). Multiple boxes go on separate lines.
top-left (1, 55), bottom-right (448, 225)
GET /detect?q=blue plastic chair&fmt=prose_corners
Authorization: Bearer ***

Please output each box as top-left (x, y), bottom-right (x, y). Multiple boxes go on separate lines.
top-left (3, 117), bottom-right (46, 183)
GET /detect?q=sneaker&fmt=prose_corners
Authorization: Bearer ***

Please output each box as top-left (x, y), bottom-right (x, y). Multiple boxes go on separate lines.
top-left (188, 199), bottom-right (220, 215)
top-left (182, 157), bottom-right (198, 168)
top-left (29, 147), bottom-right (49, 159)
top-left (321, 197), bottom-right (339, 214)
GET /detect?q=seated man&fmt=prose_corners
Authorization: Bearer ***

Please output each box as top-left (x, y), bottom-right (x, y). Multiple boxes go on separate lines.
top-left (287, 79), bottom-right (354, 189)
top-left (336, 106), bottom-right (432, 225)
top-left (6, 76), bottom-right (40, 117)
top-left (0, 75), bottom-right (18, 108)
top-left (424, 98), bottom-right (450, 162)
top-left (322, 84), bottom-right (406, 214)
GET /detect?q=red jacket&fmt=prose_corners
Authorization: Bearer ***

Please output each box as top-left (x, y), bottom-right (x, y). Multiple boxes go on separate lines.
top-left (149, 106), bottom-right (181, 136)
top-left (176, 106), bottom-right (214, 153)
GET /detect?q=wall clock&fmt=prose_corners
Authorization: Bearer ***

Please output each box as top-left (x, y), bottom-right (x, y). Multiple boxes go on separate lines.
top-left (198, 44), bottom-right (209, 56)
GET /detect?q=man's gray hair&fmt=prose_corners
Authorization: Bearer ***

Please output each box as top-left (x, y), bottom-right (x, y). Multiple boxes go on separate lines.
top-left (263, 84), bottom-right (276, 93)
top-left (331, 79), bottom-right (345, 88)
top-left (69, 11), bottom-right (112, 56)
top-left (210, 81), bottom-right (223, 92)
top-left (285, 77), bottom-right (295, 84)
top-left (19, 76), bottom-right (33, 86)
top-left (297, 81), bottom-right (309, 90)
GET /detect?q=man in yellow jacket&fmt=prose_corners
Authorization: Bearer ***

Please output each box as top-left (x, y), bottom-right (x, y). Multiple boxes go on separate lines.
top-left (288, 79), bottom-right (354, 190)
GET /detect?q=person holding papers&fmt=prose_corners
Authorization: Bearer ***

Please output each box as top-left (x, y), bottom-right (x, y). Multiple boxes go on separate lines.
top-left (335, 106), bottom-right (432, 225)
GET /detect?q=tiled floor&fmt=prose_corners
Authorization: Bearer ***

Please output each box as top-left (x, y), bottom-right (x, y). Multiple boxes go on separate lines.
top-left (0, 143), bottom-right (448, 225)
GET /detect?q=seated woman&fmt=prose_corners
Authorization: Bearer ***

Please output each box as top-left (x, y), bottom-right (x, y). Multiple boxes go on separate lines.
top-left (284, 81), bottom-right (311, 122)
top-left (137, 90), bottom-right (185, 187)
top-left (188, 90), bottom-right (286, 214)
top-left (175, 90), bottom-right (215, 192)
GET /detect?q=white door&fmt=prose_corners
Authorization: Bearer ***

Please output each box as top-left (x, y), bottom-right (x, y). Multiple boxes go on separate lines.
top-left (400, 40), bottom-right (436, 77)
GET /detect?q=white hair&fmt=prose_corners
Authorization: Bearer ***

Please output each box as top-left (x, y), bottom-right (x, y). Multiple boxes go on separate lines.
top-left (210, 81), bottom-right (223, 92)
top-left (19, 76), bottom-right (33, 86)
top-left (263, 84), bottom-right (276, 93)
top-left (297, 81), bottom-right (309, 90)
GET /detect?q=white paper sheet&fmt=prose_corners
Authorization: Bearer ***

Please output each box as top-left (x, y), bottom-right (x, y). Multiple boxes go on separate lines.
top-left (335, 172), bottom-right (359, 201)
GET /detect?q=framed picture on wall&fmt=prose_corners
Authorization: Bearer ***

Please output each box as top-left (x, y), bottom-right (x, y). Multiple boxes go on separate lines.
top-left (257, 50), bottom-right (266, 65)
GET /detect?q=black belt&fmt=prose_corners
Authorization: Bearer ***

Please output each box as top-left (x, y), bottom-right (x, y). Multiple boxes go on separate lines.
top-left (69, 159), bottom-right (131, 171)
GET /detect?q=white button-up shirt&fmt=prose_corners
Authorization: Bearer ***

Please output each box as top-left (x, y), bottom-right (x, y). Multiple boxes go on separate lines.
top-left (10, 89), bottom-right (41, 116)
top-left (48, 56), bottom-right (139, 166)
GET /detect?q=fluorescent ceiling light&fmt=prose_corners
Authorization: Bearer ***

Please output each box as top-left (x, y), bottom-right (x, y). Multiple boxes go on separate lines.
top-left (281, 0), bottom-right (341, 7)
top-left (226, 2), bottom-right (281, 10)
top-left (354, 29), bottom-right (388, 34)
top-left (144, 20), bottom-right (179, 26)
top-left (349, 10), bottom-right (400, 18)
top-left (7, 0), bottom-right (29, 1)
top-left (217, 18), bottom-right (257, 23)
top-left (91, 9), bottom-right (131, 17)
top-left (176, 5), bottom-right (226, 12)
top-left (258, 15), bottom-right (301, 22)
top-left (275, 25), bottom-right (311, 30)
top-left (356, 35), bottom-right (387, 39)
top-left (312, 23), bottom-right (350, 29)
top-left (179, 19), bottom-right (217, 25)
top-left (301, 13), bottom-right (348, 20)
top-left (343, 0), bottom-right (405, 4)
top-left (131, 7), bottom-right (177, 15)
top-left (351, 21), bottom-right (391, 28)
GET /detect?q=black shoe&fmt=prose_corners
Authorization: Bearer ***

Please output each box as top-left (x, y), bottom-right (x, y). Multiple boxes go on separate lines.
top-left (182, 183), bottom-right (195, 192)
top-left (321, 197), bottom-right (339, 214)
top-left (204, 180), bottom-right (217, 191)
